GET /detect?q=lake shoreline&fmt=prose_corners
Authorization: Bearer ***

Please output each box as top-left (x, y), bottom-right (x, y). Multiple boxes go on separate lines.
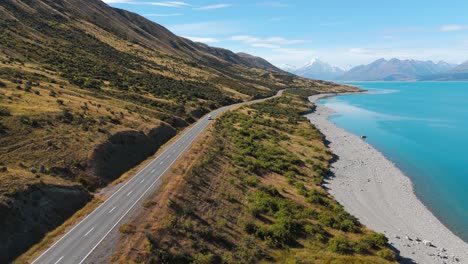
top-left (306, 93), bottom-right (468, 264)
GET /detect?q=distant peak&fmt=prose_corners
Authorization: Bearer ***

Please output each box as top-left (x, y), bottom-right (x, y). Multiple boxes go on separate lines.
top-left (304, 58), bottom-right (326, 67)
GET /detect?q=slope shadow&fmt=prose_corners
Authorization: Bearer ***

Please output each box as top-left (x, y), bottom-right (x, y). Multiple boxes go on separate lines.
top-left (388, 244), bottom-right (417, 264)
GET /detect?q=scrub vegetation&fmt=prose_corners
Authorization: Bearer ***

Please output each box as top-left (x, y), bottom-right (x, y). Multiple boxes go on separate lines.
top-left (114, 92), bottom-right (396, 263)
top-left (0, 0), bottom-right (357, 262)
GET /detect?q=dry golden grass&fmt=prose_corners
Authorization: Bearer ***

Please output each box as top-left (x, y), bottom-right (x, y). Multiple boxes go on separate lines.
top-left (108, 90), bottom-right (395, 263)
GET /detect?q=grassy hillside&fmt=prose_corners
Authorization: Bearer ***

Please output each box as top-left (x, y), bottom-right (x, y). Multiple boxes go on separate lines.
top-left (0, 0), bottom-right (360, 262)
top-left (112, 90), bottom-right (395, 264)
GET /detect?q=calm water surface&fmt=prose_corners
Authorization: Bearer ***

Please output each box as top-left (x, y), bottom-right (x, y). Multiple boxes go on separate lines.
top-left (317, 82), bottom-right (468, 242)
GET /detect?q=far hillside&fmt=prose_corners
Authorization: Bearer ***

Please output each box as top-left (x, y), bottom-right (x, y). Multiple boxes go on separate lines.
top-left (0, 0), bottom-right (352, 262)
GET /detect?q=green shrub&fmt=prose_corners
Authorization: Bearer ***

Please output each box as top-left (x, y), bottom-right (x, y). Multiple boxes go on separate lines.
top-left (19, 115), bottom-right (31, 125)
top-left (328, 236), bottom-right (352, 254)
top-left (6, 187), bottom-right (18, 197)
top-left (353, 240), bottom-right (371, 254)
top-left (243, 176), bottom-right (258, 187)
top-left (339, 219), bottom-right (359, 233)
top-left (360, 233), bottom-right (388, 248)
top-left (0, 107), bottom-right (10, 116)
top-left (377, 248), bottom-right (396, 261)
top-left (193, 253), bottom-right (218, 264)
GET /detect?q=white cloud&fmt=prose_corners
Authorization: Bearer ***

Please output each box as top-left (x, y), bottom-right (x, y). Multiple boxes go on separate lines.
top-left (150, 1), bottom-right (190, 7)
top-left (440, 24), bottom-right (467, 32)
top-left (102, 0), bottom-right (190, 7)
top-left (229, 35), bottom-right (310, 45)
top-left (183, 36), bottom-right (219, 43)
top-left (144, 13), bottom-right (182, 17)
top-left (251, 43), bottom-right (280, 49)
top-left (195, 4), bottom-right (232, 10)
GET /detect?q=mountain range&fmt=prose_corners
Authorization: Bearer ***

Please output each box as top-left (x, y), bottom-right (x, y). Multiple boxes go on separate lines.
top-left (284, 58), bottom-right (467, 81)
top-left (419, 60), bottom-right (468, 81)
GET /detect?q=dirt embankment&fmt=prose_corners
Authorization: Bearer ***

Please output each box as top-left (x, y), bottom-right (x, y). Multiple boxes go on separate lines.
top-left (89, 123), bottom-right (177, 185)
top-left (0, 183), bottom-right (91, 263)
top-left (0, 122), bottom-right (177, 263)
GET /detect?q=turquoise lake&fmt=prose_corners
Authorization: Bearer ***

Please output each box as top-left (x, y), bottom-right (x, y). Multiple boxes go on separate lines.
top-left (317, 82), bottom-right (468, 242)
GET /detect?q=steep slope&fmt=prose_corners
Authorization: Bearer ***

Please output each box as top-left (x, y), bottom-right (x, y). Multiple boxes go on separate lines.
top-left (451, 60), bottom-right (468, 72)
top-left (289, 59), bottom-right (345, 80)
top-left (419, 60), bottom-right (468, 81)
top-left (237, 52), bottom-right (283, 71)
top-left (0, 0), bottom-right (348, 262)
top-left (339, 58), bottom-right (456, 81)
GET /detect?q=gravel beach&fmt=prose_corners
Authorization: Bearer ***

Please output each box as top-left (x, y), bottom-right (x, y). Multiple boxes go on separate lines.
top-left (306, 93), bottom-right (468, 264)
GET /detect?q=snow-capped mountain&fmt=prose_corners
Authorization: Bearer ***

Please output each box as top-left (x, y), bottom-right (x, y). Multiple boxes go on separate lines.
top-left (282, 59), bottom-right (345, 80)
top-left (338, 58), bottom-right (457, 81)
top-left (281, 64), bottom-right (298, 72)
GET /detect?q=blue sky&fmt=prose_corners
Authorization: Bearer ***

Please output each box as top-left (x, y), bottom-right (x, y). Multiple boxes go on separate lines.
top-left (103, 0), bottom-right (468, 69)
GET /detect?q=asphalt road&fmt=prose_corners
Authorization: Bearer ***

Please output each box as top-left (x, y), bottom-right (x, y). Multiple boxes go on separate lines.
top-left (32, 90), bottom-right (282, 264)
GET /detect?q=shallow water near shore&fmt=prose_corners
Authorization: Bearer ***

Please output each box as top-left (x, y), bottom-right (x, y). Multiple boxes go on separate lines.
top-left (317, 82), bottom-right (468, 242)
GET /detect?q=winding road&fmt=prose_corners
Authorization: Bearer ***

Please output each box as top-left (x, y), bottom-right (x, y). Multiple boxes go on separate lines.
top-left (32, 90), bottom-right (283, 264)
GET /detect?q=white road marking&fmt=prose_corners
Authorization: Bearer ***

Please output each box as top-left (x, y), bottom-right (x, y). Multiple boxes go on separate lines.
top-left (38, 90), bottom-right (283, 264)
top-left (84, 227), bottom-right (95, 237)
top-left (151, 169), bottom-right (156, 173)
top-left (54, 256), bottom-right (64, 264)
top-left (109, 207), bottom-right (116, 213)
top-left (160, 161), bottom-right (163, 165)
top-left (140, 178), bottom-right (145, 183)
top-left (127, 191), bottom-right (133, 196)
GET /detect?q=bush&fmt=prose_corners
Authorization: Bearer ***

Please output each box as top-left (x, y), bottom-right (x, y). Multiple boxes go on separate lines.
top-left (0, 80), bottom-right (6, 87)
top-left (19, 115), bottom-right (31, 125)
top-left (119, 224), bottom-right (135, 234)
top-left (328, 236), bottom-right (352, 254)
top-left (0, 107), bottom-right (10, 116)
top-left (360, 233), bottom-right (388, 248)
top-left (243, 176), bottom-right (258, 187)
top-left (193, 253), bottom-right (218, 264)
top-left (377, 248), bottom-right (396, 261)
top-left (339, 219), bottom-right (359, 233)
top-left (353, 240), bottom-right (371, 254)
top-left (6, 187), bottom-right (18, 197)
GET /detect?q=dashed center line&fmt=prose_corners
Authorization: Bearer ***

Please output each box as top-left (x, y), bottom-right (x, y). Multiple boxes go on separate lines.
top-left (109, 206), bottom-right (116, 213)
top-left (140, 178), bottom-right (145, 183)
top-left (84, 227), bottom-right (95, 237)
top-left (126, 190), bottom-right (133, 196)
top-left (54, 256), bottom-right (64, 264)
top-left (151, 169), bottom-right (156, 173)
top-left (160, 161), bottom-right (164, 165)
